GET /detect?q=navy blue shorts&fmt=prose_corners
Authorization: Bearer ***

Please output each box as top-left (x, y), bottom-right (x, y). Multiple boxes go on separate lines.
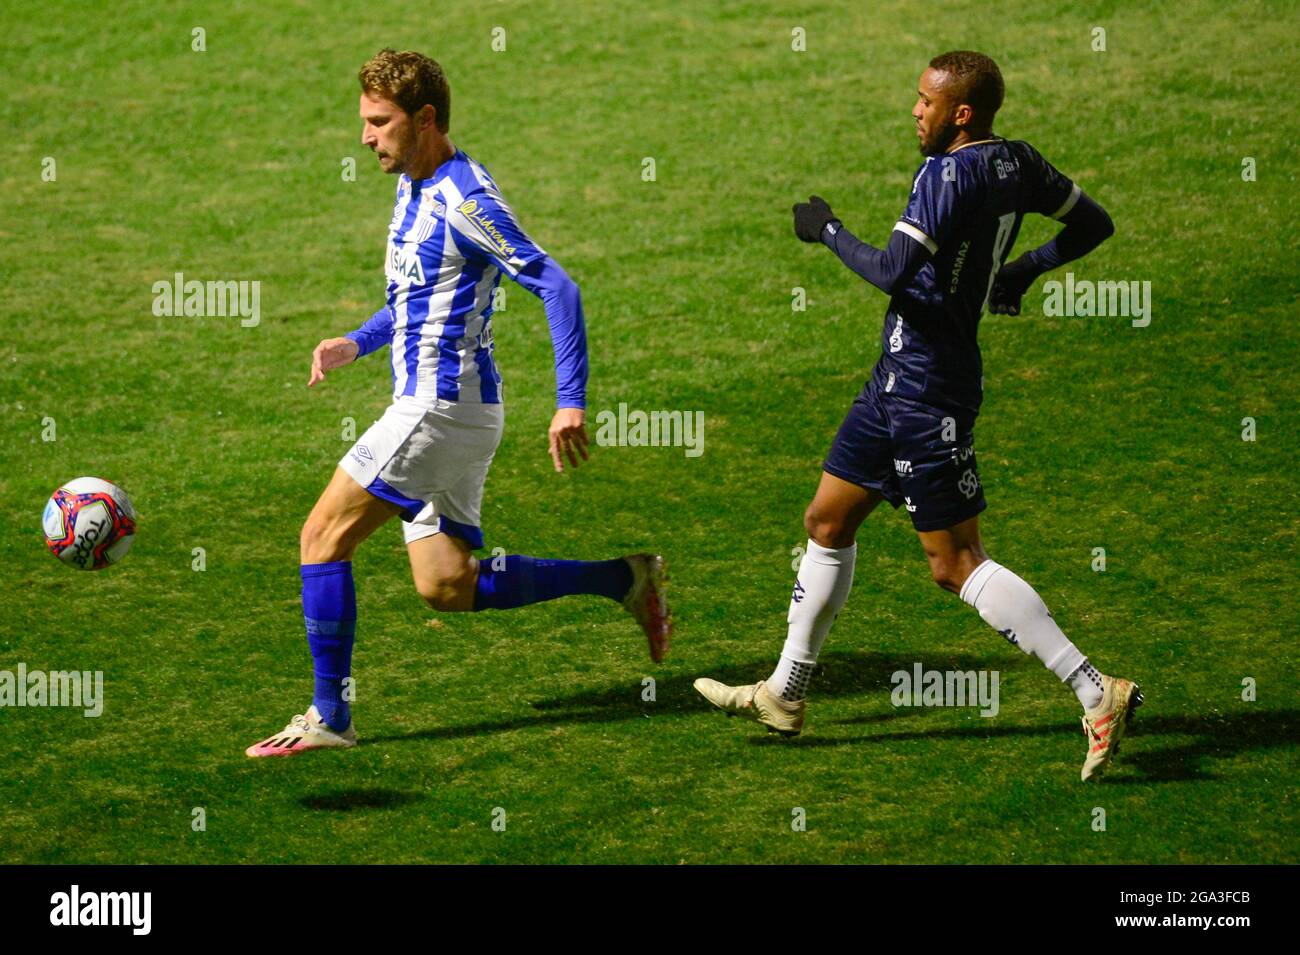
top-left (822, 381), bottom-right (986, 532)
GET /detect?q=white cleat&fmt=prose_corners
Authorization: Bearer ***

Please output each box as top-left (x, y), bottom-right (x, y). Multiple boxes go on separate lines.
top-left (693, 678), bottom-right (805, 736)
top-left (245, 705), bottom-right (357, 758)
top-left (1080, 675), bottom-right (1143, 781)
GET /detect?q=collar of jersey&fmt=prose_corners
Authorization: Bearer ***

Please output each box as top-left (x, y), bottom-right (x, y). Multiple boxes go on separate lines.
top-left (947, 137), bottom-right (1005, 154)
top-left (405, 148), bottom-right (463, 188)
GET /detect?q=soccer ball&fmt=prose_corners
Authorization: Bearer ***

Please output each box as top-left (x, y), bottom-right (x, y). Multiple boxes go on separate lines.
top-left (42, 477), bottom-right (138, 571)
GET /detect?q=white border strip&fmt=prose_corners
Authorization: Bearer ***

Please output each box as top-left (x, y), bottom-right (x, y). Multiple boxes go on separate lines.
top-left (1050, 183), bottom-right (1082, 220)
top-left (893, 221), bottom-right (938, 253)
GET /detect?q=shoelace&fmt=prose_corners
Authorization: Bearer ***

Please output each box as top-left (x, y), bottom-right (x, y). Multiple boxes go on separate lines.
top-left (286, 714), bottom-right (311, 732)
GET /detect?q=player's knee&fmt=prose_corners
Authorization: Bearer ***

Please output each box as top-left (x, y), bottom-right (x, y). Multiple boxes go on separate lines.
top-left (928, 548), bottom-right (985, 595)
top-left (804, 506), bottom-right (855, 550)
top-left (929, 558), bottom-right (964, 595)
top-left (418, 582), bottom-right (459, 612)
top-left (415, 563), bottom-right (477, 612)
top-left (300, 517), bottom-right (329, 560)
top-left (300, 516), bottom-right (352, 563)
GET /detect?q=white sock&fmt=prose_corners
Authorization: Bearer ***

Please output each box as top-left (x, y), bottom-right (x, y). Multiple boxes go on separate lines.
top-left (958, 559), bottom-right (1089, 693)
top-left (1068, 660), bottom-right (1105, 710)
top-left (768, 540), bottom-right (856, 701)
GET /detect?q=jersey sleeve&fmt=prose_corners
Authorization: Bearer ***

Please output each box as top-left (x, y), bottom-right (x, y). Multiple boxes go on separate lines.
top-left (345, 306), bottom-right (394, 358)
top-left (893, 156), bottom-right (971, 254)
top-left (446, 187), bottom-right (548, 277)
top-left (1021, 144), bottom-right (1080, 220)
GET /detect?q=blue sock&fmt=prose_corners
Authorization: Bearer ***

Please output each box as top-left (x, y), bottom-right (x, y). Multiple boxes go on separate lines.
top-left (474, 556), bottom-right (633, 610)
top-left (302, 561), bottom-right (356, 731)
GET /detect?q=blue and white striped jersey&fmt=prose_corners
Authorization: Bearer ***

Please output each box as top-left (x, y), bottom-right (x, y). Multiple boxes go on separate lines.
top-left (348, 148), bottom-right (549, 405)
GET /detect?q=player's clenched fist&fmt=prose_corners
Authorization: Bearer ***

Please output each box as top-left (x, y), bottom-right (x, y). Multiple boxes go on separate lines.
top-left (793, 195), bottom-right (842, 243)
top-left (987, 256), bottom-right (1039, 316)
top-left (308, 337), bottom-right (361, 387)
top-left (548, 407), bottom-right (590, 473)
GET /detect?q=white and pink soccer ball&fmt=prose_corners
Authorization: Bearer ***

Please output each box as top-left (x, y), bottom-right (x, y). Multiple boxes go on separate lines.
top-left (43, 477), bottom-right (137, 571)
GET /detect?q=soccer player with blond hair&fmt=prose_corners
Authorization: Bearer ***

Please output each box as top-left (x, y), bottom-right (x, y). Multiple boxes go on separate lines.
top-left (247, 50), bottom-right (669, 757)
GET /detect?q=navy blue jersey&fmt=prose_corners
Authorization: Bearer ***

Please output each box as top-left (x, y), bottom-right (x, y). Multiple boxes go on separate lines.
top-left (876, 139), bottom-right (1079, 414)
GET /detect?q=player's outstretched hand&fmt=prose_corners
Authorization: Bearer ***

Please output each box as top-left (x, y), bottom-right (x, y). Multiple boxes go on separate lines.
top-left (548, 407), bottom-right (589, 473)
top-left (987, 257), bottom-right (1039, 316)
top-left (308, 337), bottom-right (361, 387)
top-left (793, 195), bottom-right (841, 243)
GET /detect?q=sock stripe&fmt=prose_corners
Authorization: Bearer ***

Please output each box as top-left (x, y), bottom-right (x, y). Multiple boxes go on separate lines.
top-left (960, 559), bottom-right (1001, 607)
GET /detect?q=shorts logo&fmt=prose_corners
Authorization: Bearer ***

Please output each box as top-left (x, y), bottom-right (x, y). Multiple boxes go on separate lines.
top-left (958, 468), bottom-right (980, 500)
top-left (885, 372), bottom-right (896, 392)
top-left (904, 496), bottom-right (917, 513)
top-left (888, 316), bottom-right (904, 353)
top-left (894, 458), bottom-right (912, 476)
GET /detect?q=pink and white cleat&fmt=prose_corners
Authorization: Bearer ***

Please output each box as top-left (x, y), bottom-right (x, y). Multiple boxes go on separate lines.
top-left (622, 553), bottom-right (671, 662)
top-left (245, 705), bottom-right (356, 758)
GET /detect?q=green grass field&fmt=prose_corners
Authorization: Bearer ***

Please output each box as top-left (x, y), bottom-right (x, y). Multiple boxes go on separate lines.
top-left (1, 0), bottom-right (1296, 864)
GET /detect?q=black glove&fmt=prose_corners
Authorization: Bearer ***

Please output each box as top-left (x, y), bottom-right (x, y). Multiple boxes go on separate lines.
top-left (793, 195), bottom-right (841, 243)
top-left (987, 254), bottom-right (1040, 315)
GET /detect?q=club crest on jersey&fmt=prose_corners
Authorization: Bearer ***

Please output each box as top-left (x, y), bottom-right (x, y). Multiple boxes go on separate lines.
top-left (386, 243), bottom-right (426, 285)
top-left (458, 198), bottom-right (517, 259)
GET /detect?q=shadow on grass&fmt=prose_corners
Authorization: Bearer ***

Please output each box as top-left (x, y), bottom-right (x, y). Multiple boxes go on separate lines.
top-left (364, 649), bottom-right (1013, 743)
top-left (298, 788), bottom-right (423, 811)
top-left (755, 708), bottom-right (1300, 785)
top-left (360, 648), bottom-right (1297, 785)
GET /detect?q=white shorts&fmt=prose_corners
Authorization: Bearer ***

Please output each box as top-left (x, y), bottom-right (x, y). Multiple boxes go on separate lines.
top-left (339, 397), bottom-right (504, 547)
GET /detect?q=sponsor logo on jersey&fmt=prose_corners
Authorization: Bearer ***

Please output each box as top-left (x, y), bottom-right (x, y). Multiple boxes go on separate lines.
top-left (993, 157), bottom-right (1018, 180)
top-left (894, 458), bottom-right (912, 476)
top-left (950, 239), bottom-right (970, 293)
top-left (458, 198), bottom-right (517, 260)
top-left (386, 243), bottom-right (426, 285)
top-left (888, 315), bottom-right (904, 353)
